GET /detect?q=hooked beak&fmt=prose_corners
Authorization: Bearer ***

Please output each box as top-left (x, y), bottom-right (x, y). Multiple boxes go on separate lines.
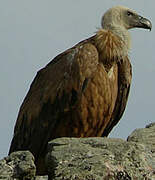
top-left (135, 16), bottom-right (152, 31)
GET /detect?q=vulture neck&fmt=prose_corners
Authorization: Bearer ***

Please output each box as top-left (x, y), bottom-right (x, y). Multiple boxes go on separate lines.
top-left (108, 25), bottom-right (131, 50)
top-left (94, 25), bottom-right (131, 70)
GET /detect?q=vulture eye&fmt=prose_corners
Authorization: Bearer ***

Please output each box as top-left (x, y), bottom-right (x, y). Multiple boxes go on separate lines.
top-left (138, 16), bottom-right (143, 20)
top-left (127, 11), bottom-right (134, 17)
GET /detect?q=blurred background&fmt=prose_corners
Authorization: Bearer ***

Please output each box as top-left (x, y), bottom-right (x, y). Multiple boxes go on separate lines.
top-left (0, 0), bottom-right (154, 159)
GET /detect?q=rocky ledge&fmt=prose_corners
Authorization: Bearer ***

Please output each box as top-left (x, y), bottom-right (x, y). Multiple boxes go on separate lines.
top-left (0, 123), bottom-right (155, 180)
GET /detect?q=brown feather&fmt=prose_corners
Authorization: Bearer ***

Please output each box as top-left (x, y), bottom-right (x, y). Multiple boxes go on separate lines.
top-left (92, 29), bottom-right (128, 71)
top-left (102, 57), bottom-right (132, 136)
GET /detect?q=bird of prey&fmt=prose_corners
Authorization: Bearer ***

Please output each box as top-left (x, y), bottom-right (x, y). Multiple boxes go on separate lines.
top-left (9, 6), bottom-right (152, 175)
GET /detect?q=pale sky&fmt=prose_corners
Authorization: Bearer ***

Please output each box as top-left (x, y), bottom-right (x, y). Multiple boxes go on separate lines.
top-left (0, 0), bottom-right (155, 159)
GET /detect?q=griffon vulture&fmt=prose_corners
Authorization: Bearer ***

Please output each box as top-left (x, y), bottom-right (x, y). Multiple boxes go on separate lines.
top-left (9, 6), bottom-right (152, 174)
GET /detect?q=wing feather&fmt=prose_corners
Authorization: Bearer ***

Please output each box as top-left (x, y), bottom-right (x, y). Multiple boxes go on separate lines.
top-left (102, 57), bottom-right (132, 136)
top-left (9, 42), bottom-right (99, 160)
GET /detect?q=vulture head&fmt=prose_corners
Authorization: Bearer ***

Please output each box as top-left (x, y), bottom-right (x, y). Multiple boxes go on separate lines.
top-left (101, 6), bottom-right (152, 31)
top-left (99, 6), bottom-right (152, 57)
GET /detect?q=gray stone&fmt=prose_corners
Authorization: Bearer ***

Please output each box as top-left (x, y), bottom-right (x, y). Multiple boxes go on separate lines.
top-left (127, 122), bottom-right (155, 150)
top-left (127, 122), bottom-right (155, 172)
top-left (1, 123), bottom-right (155, 179)
top-left (46, 137), bottom-right (155, 180)
top-left (0, 151), bottom-right (36, 180)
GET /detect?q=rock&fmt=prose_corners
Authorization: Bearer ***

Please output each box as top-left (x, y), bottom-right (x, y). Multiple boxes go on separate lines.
top-left (127, 122), bottom-right (155, 172)
top-left (0, 151), bottom-right (36, 179)
top-left (127, 122), bottom-right (155, 151)
top-left (46, 136), bottom-right (155, 180)
top-left (1, 123), bottom-right (155, 179)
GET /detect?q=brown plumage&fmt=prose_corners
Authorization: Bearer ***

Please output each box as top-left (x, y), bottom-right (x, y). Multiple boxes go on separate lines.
top-left (9, 6), bottom-right (151, 174)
